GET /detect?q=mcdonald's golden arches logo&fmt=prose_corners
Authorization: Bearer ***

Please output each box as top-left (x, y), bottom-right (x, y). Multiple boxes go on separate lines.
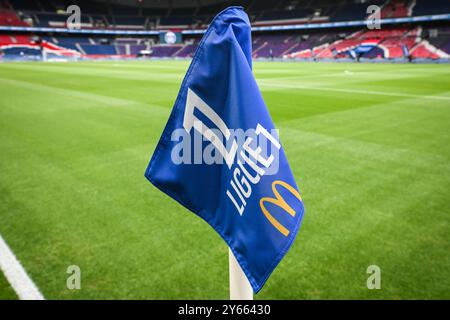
top-left (259, 180), bottom-right (302, 237)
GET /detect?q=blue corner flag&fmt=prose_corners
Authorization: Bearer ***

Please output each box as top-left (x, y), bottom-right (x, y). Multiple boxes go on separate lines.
top-left (145, 6), bottom-right (305, 293)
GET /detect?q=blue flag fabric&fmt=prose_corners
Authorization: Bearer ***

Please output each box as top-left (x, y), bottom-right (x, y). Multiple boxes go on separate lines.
top-left (145, 6), bottom-right (304, 292)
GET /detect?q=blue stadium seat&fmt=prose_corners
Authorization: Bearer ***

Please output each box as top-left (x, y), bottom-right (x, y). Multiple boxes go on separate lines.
top-left (81, 44), bottom-right (117, 55)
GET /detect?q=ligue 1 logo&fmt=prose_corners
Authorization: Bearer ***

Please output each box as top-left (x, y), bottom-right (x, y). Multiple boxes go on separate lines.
top-left (164, 31), bottom-right (177, 44)
top-left (170, 88), bottom-right (302, 236)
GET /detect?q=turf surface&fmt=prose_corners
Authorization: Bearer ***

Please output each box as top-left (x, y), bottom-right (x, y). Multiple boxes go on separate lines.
top-left (0, 60), bottom-right (449, 299)
top-left (0, 271), bottom-right (16, 300)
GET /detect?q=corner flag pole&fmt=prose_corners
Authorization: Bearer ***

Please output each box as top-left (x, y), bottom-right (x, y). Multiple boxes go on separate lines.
top-left (229, 248), bottom-right (253, 300)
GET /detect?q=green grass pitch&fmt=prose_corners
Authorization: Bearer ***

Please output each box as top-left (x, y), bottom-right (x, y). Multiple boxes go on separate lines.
top-left (0, 60), bottom-right (449, 299)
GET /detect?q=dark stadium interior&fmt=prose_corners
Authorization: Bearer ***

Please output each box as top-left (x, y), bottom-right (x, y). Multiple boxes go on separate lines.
top-left (0, 0), bottom-right (449, 60)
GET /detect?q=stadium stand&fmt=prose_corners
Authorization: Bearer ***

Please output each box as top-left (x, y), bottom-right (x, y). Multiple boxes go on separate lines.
top-left (285, 26), bottom-right (449, 60)
top-left (0, 0), bottom-right (449, 61)
top-left (379, 0), bottom-right (411, 18)
top-left (413, 0), bottom-right (450, 16)
top-left (149, 45), bottom-right (184, 57)
top-left (427, 27), bottom-right (450, 54)
top-left (0, 9), bottom-right (28, 26)
top-left (174, 44), bottom-right (197, 58)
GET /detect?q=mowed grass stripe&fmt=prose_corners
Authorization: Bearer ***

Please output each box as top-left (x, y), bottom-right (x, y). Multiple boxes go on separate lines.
top-left (0, 63), bottom-right (185, 83)
top-left (258, 72), bottom-right (450, 95)
top-left (277, 127), bottom-right (449, 298)
top-left (0, 61), bottom-right (449, 299)
top-left (0, 65), bottom-right (180, 107)
top-left (278, 93), bottom-right (450, 156)
top-left (258, 80), bottom-right (450, 101)
top-left (0, 77), bottom-right (171, 115)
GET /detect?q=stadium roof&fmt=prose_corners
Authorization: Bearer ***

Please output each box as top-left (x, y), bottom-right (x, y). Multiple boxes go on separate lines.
top-left (93, 0), bottom-right (230, 8)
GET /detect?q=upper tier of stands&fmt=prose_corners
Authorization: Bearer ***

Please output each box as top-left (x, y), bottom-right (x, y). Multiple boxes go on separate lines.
top-left (0, 0), bottom-right (449, 29)
top-left (1, 0), bottom-right (449, 61)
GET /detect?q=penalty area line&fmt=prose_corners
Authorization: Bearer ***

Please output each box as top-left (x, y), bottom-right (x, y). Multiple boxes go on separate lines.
top-left (0, 234), bottom-right (45, 300)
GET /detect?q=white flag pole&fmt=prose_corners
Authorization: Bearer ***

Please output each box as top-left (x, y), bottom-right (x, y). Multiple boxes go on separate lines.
top-left (229, 248), bottom-right (253, 300)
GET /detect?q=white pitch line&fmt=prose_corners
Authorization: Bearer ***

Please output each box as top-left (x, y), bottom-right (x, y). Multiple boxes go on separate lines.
top-left (258, 81), bottom-right (450, 101)
top-left (0, 234), bottom-right (45, 300)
